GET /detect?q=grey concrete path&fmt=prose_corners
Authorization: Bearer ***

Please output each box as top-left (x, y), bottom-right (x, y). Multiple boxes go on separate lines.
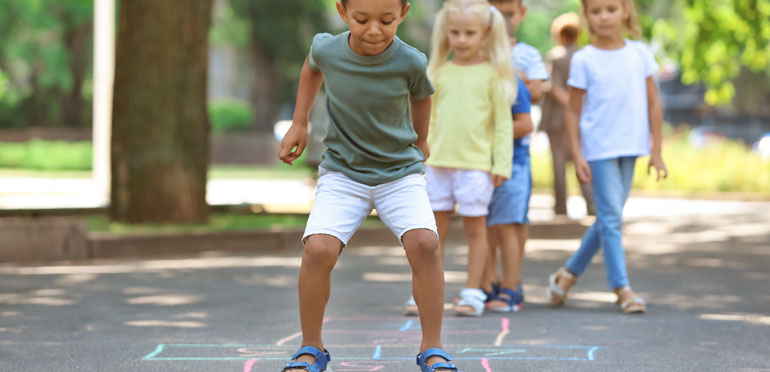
top-left (1, 200), bottom-right (769, 371)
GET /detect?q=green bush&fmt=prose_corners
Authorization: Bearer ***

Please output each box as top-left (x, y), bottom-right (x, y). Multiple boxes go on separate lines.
top-left (0, 140), bottom-right (92, 171)
top-left (532, 126), bottom-right (770, 196)
top-left (208, 100), bottom-right (253, 133)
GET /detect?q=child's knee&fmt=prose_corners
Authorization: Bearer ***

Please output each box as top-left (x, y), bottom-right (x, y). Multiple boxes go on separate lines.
top-left (303, 235), bottom-right (343, 267)
top-left (403, 229), bottom-right (439, 259)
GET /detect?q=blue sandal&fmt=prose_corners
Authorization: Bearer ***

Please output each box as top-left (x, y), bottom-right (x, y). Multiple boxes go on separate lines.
top-left (282, 346), bottom-right (331, 372)
top-left (416, 348), bottom-right (459, 372)
top-left (486, 287), bottom-right (523, 313)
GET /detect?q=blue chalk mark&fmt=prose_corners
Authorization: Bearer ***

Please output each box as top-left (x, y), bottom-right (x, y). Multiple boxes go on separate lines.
top-left (399, 320), bottom-right (413, 331)
top-left (373, 345), bottom-right (382, 360)
top-left (142, 344), bottom-right (165, 360)
top-left (587, 347), bottom-right (598, 361)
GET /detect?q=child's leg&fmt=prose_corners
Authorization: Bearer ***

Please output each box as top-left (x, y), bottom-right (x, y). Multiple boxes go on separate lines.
top-left (434, 211), bottom-right (453, 258)
top-left (483, 227), bottom-right (500, 292)
top-left (493, 224), bottom-right (519, 291)
top-left (402, 229), bottom-right (444, 352)
top-left (514, 223), bottom-right (528, 283)
top-left (594, 157), bottom-right (636, 290)
top-left (453, 216), bottom-right (490, 313)
top-left (291, 168), bottom-right (372, 366)
top-left (373, 173), bottom-right (449, 364)
top-left (297, 235), bottom-right (343, 356)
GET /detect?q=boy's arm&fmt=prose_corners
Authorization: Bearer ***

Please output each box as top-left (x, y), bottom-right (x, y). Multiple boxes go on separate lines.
top-left (646, 76), bottom-right (668, 180)
top-left (278, 55), bottom-right (324, 165)
top-left (513, 113), bottom-right (533, 139)
top-left (566, 86), bottom-right (591, 183)
top-left (524, 79), bottom-right (544, 103)
top-left (410, 95), bottom-right (432, 161)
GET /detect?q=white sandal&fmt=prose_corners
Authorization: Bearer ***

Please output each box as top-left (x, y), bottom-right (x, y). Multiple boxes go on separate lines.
top-left (454, 288), bottom-right (486, 317)
top-left (403, 295), bottom-right (419, 316)
top-left (546, 267), bottom-right (577, 307)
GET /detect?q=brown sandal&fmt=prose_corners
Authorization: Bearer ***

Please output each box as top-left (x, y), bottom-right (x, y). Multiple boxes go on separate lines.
top-left (615, 286), bottom-right (646, 314)
top-left (546, 267), bottom-right (577, 307)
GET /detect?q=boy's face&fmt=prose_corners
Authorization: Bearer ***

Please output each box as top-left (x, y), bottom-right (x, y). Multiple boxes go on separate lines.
top-left (492, 1), bottom-right (527, 37)
top-left (336, 0), bottom-right (410, 56)
top-left (584, 0), bottom-right (627, 39)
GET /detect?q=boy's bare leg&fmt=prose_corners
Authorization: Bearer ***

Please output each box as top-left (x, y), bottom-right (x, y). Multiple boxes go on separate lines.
top-left (514, 224), bottom-right (528, 279)
top-left (402, 228), bottom-right (446, 365)
top-left (433, 211), bottom-right (453, 258)
top-left (454, 216), bottom-right (490, 313)
top-left (295, 234), bottom-right (342, 366)
top-left (487, 224), bottom-right (520, 308)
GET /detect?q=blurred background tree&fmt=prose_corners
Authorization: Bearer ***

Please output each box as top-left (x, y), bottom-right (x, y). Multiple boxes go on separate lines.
top-left (0, 0), bottom-right (93, 128)
top-left (226, 0), bottom-right (329, 133)
top-left (111, 0), bottom-right (213, 223)
top-left (654, 0), bottom-right (770, 110)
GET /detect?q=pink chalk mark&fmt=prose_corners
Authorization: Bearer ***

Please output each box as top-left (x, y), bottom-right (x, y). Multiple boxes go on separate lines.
top-left (481, 358), bottom-right (493, 372)
top-left (243, 358), bottom-right (258, 372)
top-left (501, 317), bottom-right (509, 332)
top-left (323, 317), bottom-right (333, 324)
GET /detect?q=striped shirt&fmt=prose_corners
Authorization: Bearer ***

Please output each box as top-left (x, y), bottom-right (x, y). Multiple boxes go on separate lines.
top-left (513, 42), bottom-right (549, 81)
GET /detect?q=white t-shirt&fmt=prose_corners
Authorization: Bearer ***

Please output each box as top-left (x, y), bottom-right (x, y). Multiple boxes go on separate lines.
top-left (567, 40), bottom-right (659, 162)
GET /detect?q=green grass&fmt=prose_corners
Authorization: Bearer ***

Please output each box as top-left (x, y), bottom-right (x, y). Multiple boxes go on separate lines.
top-left (2, 129), bottom-right (768, 196)
top-left (85, 213), bottom-right (383, 234)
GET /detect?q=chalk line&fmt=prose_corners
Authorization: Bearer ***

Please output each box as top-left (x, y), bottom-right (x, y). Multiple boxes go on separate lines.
top-left (481, 358), bottom-right (493, 372)
top-left (494, 318), bottom-right (510, 346)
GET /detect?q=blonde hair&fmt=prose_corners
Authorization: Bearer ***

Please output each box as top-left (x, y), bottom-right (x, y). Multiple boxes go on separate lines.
top-left (428, 0), bottom-right (517, 103)
top-left (580, 0), bottom-right (642, 39)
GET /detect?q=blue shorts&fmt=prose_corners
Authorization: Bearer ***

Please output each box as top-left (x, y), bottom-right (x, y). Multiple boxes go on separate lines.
top-left (487, 160), bottom-right (532, 226)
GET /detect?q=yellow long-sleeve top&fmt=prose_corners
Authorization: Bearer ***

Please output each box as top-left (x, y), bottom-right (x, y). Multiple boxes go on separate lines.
top-left (426, 62), bottom-right (513, 178)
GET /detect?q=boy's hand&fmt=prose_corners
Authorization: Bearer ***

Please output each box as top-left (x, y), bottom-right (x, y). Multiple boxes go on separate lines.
top-left (492, 174), bottom-right (507, 188)
top-left (647, 153), bottom-right (668, 181)
top-left (278, 123), bottom-right (308, 166)
top-left (574, 156), bottom-right (592, 184)
top-left (415, 139), bottom-right (430, 161)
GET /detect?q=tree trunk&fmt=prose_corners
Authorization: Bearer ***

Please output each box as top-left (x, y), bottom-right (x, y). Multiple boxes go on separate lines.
top-left (62, 21), bottom-right (91, 127)
top-left (251, 47), bottom-right (279, 133)
top-left (111, 0), bottom-right (212, 223)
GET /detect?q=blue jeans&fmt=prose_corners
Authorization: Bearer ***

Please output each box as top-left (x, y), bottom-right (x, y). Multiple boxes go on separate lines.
top-left (565, 157), bottom-right (636, 289)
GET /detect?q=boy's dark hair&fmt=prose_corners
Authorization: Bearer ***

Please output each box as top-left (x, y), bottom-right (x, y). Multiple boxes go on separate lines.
top-left (341, 0), bottom-right (409, 8)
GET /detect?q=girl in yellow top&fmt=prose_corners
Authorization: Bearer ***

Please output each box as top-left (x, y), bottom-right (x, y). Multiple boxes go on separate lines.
top-left (421, 0), bottom-right (516, 317)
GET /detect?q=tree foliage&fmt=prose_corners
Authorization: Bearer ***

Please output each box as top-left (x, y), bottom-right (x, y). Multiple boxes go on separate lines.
top-left (0, 0), bottom-right (93, 127)
top-left (654, 0), bottom-right (770, 105)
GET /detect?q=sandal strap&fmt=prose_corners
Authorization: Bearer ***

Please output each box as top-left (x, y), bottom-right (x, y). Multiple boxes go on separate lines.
top-left (416, 348), bottom-right (458, 371)
top-left (457, 288), bottom-right (486, 314)
top-left (556, 267), bottom-right (577, 283)
top-left (284, 346), bottom-right (330, 372)
top-left (495, 288), bottom-right (523, 305)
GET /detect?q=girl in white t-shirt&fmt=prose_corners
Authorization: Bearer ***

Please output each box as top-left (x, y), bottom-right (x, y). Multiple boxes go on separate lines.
top-left (545, 0), bottom-right (668, 314)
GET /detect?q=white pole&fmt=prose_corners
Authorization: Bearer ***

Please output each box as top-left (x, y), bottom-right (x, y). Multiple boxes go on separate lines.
top-left (93, 0), bottom-right (115, 205)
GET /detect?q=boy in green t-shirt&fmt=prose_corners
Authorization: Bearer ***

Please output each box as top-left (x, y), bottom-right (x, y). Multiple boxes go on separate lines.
top-left (278, 0), bottom-right (458, 371)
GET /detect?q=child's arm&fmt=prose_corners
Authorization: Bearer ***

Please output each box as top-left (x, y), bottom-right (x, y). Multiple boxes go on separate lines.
top-left (410, 95), bottom-right (431, 161)
top-left (278, 55), bottom-right (324, 165)
top-left (646, 76), bottom-right (668, 180)
top-left (565, 86), bottom-right (591, 184)
top-left (524, 78), bottom-right (544, 103)
top-left (513, 113), bottom-right (533, 139)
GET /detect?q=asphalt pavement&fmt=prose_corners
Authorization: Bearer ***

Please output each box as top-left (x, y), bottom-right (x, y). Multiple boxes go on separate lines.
top-left (1, 199), bottom-right (769, 371)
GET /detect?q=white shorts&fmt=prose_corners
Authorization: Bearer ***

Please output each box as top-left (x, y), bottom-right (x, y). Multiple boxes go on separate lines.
top-left (303, 168), bottom-right (438, 246)
top-left (425, 166), bottom-right (494, 217)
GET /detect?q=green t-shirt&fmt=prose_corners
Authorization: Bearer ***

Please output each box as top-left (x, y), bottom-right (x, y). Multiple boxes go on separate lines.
top-left (308, 32), bottom-right (434, 186)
